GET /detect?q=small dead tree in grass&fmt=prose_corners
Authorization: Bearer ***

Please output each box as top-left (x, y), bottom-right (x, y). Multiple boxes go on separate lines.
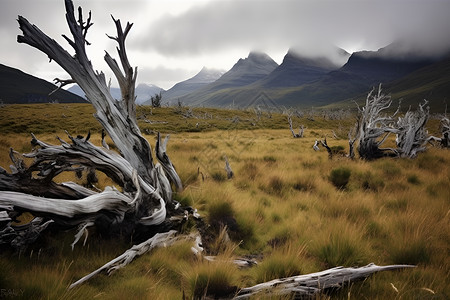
top-left (224, 156), bottom-right (234, 179)
top-left (321, 137), bottom-right (333, 159)
top-left (287, 115), bottom-right (304, 138)
top-left (0, 1), bottom-right (417, 296)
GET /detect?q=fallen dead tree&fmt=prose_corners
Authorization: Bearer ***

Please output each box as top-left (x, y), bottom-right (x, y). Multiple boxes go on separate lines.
top-left (0, 1), bottom-right (417, 298)
top-left (235, 263), bottom-right (415, 299)
top-left (67, 227), bottom-right (414, 299)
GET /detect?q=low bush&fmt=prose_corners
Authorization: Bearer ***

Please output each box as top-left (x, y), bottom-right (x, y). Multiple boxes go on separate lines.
top-left (329, 167), bottom-right (351, 189)
top-left (184, 262), bottom-right (238, 299)
top-left (390, 241), bottom-right (430, 265)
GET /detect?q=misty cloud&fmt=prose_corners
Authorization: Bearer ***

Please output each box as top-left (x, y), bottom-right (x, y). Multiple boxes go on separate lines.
top-left (135, 0), bottom-right (450, 59)
top-left (1, 0), bottom-right (449, 88)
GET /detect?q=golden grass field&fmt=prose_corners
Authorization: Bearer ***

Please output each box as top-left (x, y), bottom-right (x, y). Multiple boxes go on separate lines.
top-left (0, 104), bottom-right (449, 299)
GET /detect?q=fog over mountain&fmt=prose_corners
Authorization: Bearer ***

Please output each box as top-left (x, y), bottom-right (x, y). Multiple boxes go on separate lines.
top-left (1, 0), bottom-right (449, 89)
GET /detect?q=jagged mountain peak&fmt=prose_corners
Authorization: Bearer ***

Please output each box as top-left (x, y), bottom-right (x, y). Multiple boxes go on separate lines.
top-left (191, 67), bottom-right (226, 82)
top-left (285, 47), bottom-right (350, 69)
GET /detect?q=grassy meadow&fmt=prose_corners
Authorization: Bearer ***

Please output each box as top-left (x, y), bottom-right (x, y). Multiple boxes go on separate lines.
top-left (0, 103), bottom-right (449, 299)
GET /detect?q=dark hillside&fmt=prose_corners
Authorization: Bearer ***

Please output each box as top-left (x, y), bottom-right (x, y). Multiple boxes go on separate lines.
top-left (0, 64), bottom-right (86, 104)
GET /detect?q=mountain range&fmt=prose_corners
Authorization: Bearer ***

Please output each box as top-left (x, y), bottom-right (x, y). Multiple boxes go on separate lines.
top-left (68, 83), bottom-right (165, 105)
top-left (1, 42), bottom-right (449, 112)
top-left (0, 64), bottom-right (85, 104)
top-left (159, 67), bottom-right (225, 105)
top-left (172, 44), bottom-right (448, 111)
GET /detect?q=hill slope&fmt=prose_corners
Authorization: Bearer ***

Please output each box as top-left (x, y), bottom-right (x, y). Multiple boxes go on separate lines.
top-left (0, 64), bottom-right (85, 104)
top-left (384, 55), bottom-right (450, 111)
top-left (179, 52), bottom-right (278, 106)
top-left (162, 67), bottom-right (225, 103)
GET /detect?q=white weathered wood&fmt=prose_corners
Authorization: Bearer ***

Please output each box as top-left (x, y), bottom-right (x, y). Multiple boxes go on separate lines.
top-left (356, 85), bottom-right (400, 159)
top-left (313, 140), bottom-right (320, 151)
top-left (0, 211), bottom-right (11, 223)
top-left (71, 221), bottom-right (94, 250)
top-left (0, 189), bottom-right (131, 219)
top-left (69, 230), bottom-right (179, 289)
top-left (321, 137), bottom-right (332, 159)
top-left (395, 100), bottom-right (430, 158)
top-left (17, 0), bottom-right (155, 184)
top-left (288, 116), bottom-right (303, 138)
top-left (235, 263), bottom-right (415, 299)
top-left (155, 133), bottom-right (183, 192)
top-left (224, 156), bottom-right (234, 179)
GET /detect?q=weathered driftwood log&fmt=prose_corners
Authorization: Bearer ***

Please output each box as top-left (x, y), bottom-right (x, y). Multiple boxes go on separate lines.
top-left (235, 263), bottom-right (415, 299)
top-left (68, 226), bottom-right (413, 299)
top-left (69, 230), bottom-right (179, 289)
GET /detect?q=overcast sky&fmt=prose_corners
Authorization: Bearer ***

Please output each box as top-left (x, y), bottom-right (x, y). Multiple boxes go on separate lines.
top-left (1, 0), bottom-right (450, 90)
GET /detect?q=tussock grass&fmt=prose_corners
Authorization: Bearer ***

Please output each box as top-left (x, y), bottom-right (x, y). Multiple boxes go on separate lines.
top-left (1, 104), bottom-right (449, 299)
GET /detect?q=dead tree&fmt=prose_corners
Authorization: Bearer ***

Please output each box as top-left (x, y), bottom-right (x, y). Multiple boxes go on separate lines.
top-left (0, 0), bottom-right (185, 250)
top-left (395, 100), bottom-right (430, 158)
top-left (438, 113), bottom-right (450, 148)
top-left (313, 140), bottom-right (320, 151)
top-left (355, 85), bottom-right (400, 159)
top-left (288, 115), bottom-right (304, 138)
top-left (347, 128), bottom-right (357, 159)
top-left (321, 137), bottom-right (333, 159)
top-left (224, 156), bottom-right (234, 179)
top-left (355, 85), bottom-right (436, 159)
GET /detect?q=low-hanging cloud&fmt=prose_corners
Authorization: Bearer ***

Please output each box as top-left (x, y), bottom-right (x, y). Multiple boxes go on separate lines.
top-left (2, 0), bottom-right (450, 88)
top-left (135, 0), bottom-right (450, 59)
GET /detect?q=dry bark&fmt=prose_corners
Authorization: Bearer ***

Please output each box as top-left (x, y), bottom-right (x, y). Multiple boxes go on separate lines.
top-left (235, 263), bottom-right (415, 299)
top-left (355, 85), bottom-right (433, 159)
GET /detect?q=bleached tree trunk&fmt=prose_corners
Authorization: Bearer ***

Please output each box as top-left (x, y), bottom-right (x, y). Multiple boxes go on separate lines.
top-left (224, 156), bottom-right (234, 179)
top-left (395, 100), bottom-right (430, 158)
top-left (439, 114), bottom-right (450, 147)
top-left (235, 263), bottom-right (415, 299)
top-left (1, 0), bottom-right (184, 251)
top-left (355, 85), bottom-right (400, 159)
top-left (288, 115), bottom-right (303, 138)
top-left (321, 137), bottom-right (333, 159)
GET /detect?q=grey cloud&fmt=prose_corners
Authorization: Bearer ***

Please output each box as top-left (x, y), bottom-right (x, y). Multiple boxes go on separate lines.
top-left (134, 0), bottom-right (450, 58)
top-left (137, 66), bottom-right (197, 90)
